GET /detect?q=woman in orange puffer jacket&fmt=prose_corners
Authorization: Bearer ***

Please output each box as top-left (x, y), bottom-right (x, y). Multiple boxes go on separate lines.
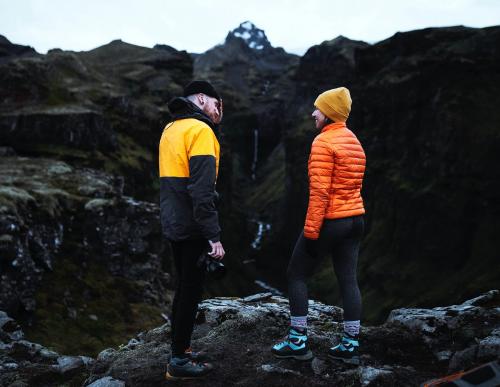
top-left (272, 87), bottom-right (366, 365)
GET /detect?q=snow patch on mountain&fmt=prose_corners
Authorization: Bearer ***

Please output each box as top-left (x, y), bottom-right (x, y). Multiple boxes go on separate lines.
top-left (228, 21), bottom-right (272, 50)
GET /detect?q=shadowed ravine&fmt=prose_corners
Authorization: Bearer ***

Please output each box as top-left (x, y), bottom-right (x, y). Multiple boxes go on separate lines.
top-left (1, 21), bottom-right (500, 384)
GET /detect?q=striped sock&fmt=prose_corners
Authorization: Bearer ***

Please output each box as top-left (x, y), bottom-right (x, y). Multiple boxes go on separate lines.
top-left (344, 320), bottom-right (360, 337)
top-left (290, 315), bottom-right (307, 330)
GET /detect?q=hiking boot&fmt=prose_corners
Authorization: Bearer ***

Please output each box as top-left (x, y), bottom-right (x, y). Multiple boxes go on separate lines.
top-left (271, 327), bottom-right (313, 361)
top-left (165, 357), bottom-right (213, 380)
top-left (168, 347), bottom-right (207, 362)
top-left (328, 334), bottom-right (360, 365)
top-left (184, 347), bottom-right (207, 362)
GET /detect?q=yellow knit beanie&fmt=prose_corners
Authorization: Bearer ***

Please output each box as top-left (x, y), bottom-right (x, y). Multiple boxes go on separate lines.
top-left (314, 87), bottom-right (352, 122)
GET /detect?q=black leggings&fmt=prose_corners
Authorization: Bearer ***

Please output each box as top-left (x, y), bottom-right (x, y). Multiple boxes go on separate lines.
top-left (169, 239), bottom-right (207, 356)
top-left (287, 216), bottom-right (364, 321)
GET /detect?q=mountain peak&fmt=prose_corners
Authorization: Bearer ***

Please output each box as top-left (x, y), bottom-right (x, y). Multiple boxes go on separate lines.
top-left (227, 21), bottom-right (272, 50)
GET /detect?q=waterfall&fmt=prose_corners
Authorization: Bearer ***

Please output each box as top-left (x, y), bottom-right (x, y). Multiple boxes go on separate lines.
top-left (251, 128), bottom-right (258, 180)
top-left (54, 223), bottom-right (64, 251)
top-left (251, 221), bottom-right (271, 250)
top-left (254, 280), bottom-right (283, 296)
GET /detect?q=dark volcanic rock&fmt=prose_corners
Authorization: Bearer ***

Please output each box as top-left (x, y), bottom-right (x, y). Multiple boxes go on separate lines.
top-left (0, 106), bottom-right (117, 152)
top-left (1, 24), bottom-right (500, 367)
top-left (229, 21), bottom-right (273, 51)
top-left (296, 35), bottom-right (369, 92)
top-left (386, 290), bottom-right (500, 372)
top-left (0, 155), bottom-right (171, 355)
top-left (2, 291), bottom-right (498, 386)
top-left (259, 25), bottom-right (500, 322)
top-left (189, 22), bottom-right (301, 299)
top-left (348, 26), bottom-right (500, 320)
top-left (0, 35), bottom-right (37, 61)
top-left (194, 21), bottom-right (298, 114)
top-left (0, 312), bottom-right (93, 386)
top-left (0, 38), bottom-right (193, 200)
top-left (194, 21), bottom-right (299, 155)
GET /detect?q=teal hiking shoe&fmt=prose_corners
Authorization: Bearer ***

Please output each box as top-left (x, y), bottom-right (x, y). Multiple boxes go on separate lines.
top-left (271, 327), bottom-right (313, 360)
top-left (328, 334), bottom-right (360, 365)
top-left (165, 356), bottom-right (213, 380)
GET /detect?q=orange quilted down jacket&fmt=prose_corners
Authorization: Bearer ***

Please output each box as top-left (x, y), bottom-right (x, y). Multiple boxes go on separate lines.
top-left (304, 122), bottom-right (366, 239)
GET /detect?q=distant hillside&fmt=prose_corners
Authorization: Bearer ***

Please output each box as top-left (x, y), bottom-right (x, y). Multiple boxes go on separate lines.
top-left (1, 24), bottom-right (499, 358)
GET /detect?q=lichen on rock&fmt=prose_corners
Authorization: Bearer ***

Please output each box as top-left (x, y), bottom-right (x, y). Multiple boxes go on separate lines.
top-left (2, 291), bottom-right (498, 386)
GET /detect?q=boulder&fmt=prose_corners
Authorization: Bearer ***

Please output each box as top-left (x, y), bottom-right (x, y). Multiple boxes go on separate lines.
top-left (1, 291), bottom-right (499, 386)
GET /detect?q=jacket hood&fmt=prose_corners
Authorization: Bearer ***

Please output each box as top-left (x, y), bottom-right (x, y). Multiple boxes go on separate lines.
top-left (167, 97), bottom-right (219, 135)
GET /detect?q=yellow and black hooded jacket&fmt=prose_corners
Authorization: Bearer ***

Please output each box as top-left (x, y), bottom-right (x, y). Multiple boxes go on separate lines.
top-left (159, 97), bottom-right (221, 242)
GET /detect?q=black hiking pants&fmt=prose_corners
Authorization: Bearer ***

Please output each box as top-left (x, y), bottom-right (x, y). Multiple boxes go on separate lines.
top-left (169, 238), bottom-right (208, 356)
top-left (287, 215), bottom-right (364, 321)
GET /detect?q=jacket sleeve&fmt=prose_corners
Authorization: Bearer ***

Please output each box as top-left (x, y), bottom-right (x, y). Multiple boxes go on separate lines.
top-left (304, 137), bottom-right (334, 239)
top-left (187, 125), bottom-right (221, 242)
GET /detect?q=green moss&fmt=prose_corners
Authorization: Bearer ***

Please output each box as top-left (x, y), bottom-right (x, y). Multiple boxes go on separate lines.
top-left (31, 188), bottom-right (73, 217)
top-left (26, 144), bottom-right (89, 160)
top-left (0, 186), bottom-right (35, 204)
top-left (0, 196), bottom-right (17, 215)
top-left (244, 144), bottom-right (286, 215)
top-left (117, 133), bottom-right (152, 162)
top-left (97, 132), bottom-right (152, 174)
top-left (0, 186), bottom-right (35, 216)
top-left (83, 198), bottom-right (114, 212)
top-left (25, 256), bottom-right (165, 356)
top-left (151, 177), bottom-right (160, 192)
top-left (47, 163), bottom-right (73, 175)
top-left (46, 87), bottom-right (73, 106)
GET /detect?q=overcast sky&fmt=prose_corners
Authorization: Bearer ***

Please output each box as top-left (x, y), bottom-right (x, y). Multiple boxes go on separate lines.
top-left (1, 0), bottom-right (499, 55)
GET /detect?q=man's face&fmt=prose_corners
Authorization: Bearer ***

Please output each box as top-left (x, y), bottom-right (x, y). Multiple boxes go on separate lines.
top-left (201, 94), bottom-right (222, 124)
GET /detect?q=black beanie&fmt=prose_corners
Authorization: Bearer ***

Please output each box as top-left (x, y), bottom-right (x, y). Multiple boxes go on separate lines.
top-left (183, 80), bottom-right (220, 100)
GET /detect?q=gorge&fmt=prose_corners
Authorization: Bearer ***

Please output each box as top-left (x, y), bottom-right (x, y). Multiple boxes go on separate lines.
top-left (1, 21), bottom-right (499, 385)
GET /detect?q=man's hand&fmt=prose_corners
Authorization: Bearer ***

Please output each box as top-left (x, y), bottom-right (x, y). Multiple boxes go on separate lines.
top-left (208, 240), bottom-right (225, 260)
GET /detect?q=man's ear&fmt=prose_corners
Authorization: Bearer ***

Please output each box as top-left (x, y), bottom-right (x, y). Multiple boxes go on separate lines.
top-left (198, 93), bottom-right (205, 106)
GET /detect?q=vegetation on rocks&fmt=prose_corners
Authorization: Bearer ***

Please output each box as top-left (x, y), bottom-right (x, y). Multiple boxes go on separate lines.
top-left (1, 291), bottom-right (498, 386)
top-left (1, 22), bottom-right (499, 371)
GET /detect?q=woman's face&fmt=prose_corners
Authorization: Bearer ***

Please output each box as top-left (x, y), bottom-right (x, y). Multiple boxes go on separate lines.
top-left (312, 108), bottom-right (328, 130)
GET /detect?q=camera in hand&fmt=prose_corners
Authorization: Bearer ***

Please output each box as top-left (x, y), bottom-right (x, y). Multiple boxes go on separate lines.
top-left (197, 250), bottom-right (226, 280)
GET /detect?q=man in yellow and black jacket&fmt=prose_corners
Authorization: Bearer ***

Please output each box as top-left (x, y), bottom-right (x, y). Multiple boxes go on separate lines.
top-left (160, 80), bottom-right (224, 380)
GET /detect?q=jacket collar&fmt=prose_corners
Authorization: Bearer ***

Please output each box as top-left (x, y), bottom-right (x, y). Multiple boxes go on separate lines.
top-left (167, 97), bottom-right (220, 137)
top-left (321, 121), bottom-right (346, 133)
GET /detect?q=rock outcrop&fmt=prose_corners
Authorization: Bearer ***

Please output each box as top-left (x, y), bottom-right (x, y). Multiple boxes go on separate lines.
top-left (0, 153), bottom-right (172, 355)
top-left (0, 35), bottom-right (37, 62)
top-left (1, 22), bottom-right (500, 366)
top-left (257, 26), bottom-right (500, 322)
top-left (1, 291), bottom-right (498, 386)
top-left (387, 290), bottom-right (500, 372)
top-left (229, 21), bottom-right (273, 51)
top-left (0, 38), bottom-right (192, 200)
top-left (0, 310), bottom-right (92, 386)
top-left (194, 21), bottom-right (299, 172)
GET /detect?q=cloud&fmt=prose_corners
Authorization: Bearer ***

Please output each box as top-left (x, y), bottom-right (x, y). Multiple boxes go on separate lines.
top-left (0, 0), bottom-right (498, 54)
